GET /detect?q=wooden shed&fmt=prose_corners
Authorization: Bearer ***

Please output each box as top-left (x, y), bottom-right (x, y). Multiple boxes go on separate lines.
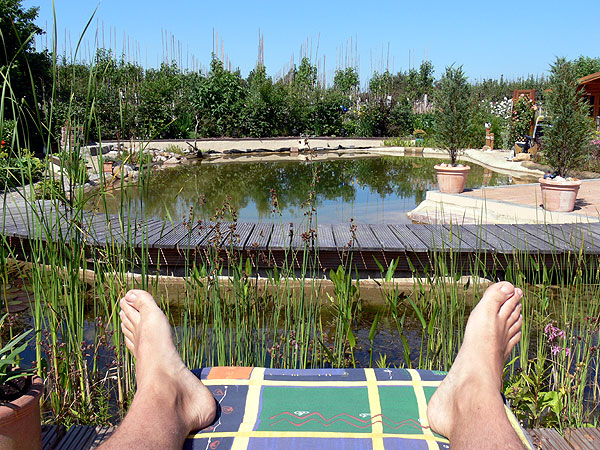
top-left (578, 72), bottom-right (600, 121)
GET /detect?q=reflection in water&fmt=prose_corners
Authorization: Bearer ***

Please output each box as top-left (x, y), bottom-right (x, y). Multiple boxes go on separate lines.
top-left (94, 156), bottom-right (520, 224)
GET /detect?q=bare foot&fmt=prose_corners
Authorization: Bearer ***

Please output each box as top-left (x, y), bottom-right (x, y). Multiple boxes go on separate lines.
top-left (427, 281), bottom-right (523, 440)
top-left (119, 289), bottom-right (216, 432)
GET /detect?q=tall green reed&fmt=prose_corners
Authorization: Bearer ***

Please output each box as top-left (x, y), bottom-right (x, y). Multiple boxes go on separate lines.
top-left (2, 9), bottom-right (600, 431)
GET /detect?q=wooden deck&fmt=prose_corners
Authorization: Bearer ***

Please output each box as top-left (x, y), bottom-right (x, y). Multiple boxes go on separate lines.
top-left (41, 425), bottom-right (600, 449)
top-left (2, 201), bottom-right (600, 274)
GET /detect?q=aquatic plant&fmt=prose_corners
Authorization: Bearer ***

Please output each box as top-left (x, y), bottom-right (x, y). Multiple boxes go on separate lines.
top-left (1, 5), bottom-right (600, 432)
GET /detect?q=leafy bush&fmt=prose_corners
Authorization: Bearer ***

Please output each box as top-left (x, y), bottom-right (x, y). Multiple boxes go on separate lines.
top-left (0, 151), bottom-right (44, 188)
top-left (34, 178), bottom-right (65, 200)
top-left (0, 120), bottom-right (17, 157)
top-left (542, 57), bottom-right (592, 178)
top-left (436, 65), bottom-right (471, 165)
top-left (387, 100), bottom-right (414, 137)
top-left (509, 95), bottom-right (536, 144)
top-left (0, 314), bottom-right (34, 387)
top-left (357, 102), bottom-right (388, 137)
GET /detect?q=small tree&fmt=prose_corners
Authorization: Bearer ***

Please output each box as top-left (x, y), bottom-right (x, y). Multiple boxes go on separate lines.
top-left (436, 65), bottom-right (471, 165)
top-left (542, 57), bottom-right (592, 178)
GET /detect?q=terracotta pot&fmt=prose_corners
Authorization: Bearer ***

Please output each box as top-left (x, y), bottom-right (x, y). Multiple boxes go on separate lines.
top-left (435, 165), bottom-right (471, 194)
top-left (539, 177), bottom-right (582, 212)
top-left (0, 375), bottom-right (43, 450)
top-left (103, 161), bottom-right (113, 174)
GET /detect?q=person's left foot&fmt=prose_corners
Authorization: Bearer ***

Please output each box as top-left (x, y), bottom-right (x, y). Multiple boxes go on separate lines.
top-left (120, 289), bottom-right (216, 432)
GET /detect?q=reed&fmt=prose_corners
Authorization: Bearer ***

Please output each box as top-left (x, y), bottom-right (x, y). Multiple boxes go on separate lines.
top-left (1, 12), bottom-right (600, 431)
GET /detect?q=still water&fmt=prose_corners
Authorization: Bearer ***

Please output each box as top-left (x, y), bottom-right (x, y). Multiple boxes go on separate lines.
top-left (96, 154), bottom-right (526, 224)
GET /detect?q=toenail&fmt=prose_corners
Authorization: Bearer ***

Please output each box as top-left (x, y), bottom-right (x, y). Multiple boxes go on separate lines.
top-left (500, 283), bottom-right (513, 294)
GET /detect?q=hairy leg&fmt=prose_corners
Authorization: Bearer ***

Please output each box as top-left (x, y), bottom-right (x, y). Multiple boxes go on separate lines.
top-left (100, 290), bottom-right (216, 450)
top-left (427, 281), bottom-right (525, 449)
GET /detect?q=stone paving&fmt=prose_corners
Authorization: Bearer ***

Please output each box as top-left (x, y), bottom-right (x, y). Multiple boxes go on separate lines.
top-left (463, 179), bottom-right (600, 218)
top-left (408, 179), bottom-right (600, 224)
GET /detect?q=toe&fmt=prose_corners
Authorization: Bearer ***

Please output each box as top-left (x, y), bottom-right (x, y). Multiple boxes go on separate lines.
top-left (499, 288), bottom-right (523, 320)
top-left (120, 297), bottom-right (141, 327)
top-left (125, 289), bottom-right (160, 312)
top-left (507, 304), bottom-right (522, 329)
top-left (482, 282), bottom-right (515, 312)
top-left (507, 331), bottom-right (522, 351)
top-left (119, 309), bottom-right (134, 334)
top-left (508, 315), bottom-right (523, 338)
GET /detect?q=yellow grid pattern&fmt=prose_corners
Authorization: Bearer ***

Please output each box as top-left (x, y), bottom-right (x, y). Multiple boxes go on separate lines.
top-left (408, 369), bottom-right (439, 450)
top-left (231, 367), bottom-right (264, 450)
top-left (186, 367), bottom-right (528, 448)
top-left (365, 368), bottom-right (385, 450)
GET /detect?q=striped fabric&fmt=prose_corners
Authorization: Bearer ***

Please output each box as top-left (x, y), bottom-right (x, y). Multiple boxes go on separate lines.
top-left (184, 367), bottom-right (533, 449)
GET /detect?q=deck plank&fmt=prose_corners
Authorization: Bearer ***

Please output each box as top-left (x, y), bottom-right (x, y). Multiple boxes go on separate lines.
top-left (352, 224), bottom-right (382, 251)
top-left (152, 221), bottom-right (196, 249)
top-left (527, 428), bottom-right (574, 450)
top-left (331, 223), bottom-right (357, 250)
top-left (53, 425), bottom-right (95, 450)
top-left (390, 225), bottom-right (429, 252)
top-left (89, 426), bottom-right (115, 448)
top-left (547, 224), bottom-right (600, 254)
top-left (369, 224), bottom-right (405, 251)
top-left (268, 223), bottom-right (294, 250)
top-left (244, 222), bottom-right (273, 251)
top-left (514, 223), bottom-right (576, 254)
top-left (315, 224), bottom-right (336, 250)
top-left (496, 224), bottom-right (559, 253)
top-left (565, 428), bottom-right (600, 449)
top-left (512, 224), bottom-right (573, 253)
top-left (421, 224), bottom-right (465, 251)
top-left (219, 222), bottom-right (255, 249)
top-left (130, 219), bottom-right (169, 246)
top-left (196, 221), bottom-right (227, 248)
top-left (572, 223), bottom-right (600, 248)
top-left (483, 224), bottom-right (542, 253)
top-left (461, 225), bottom-right (514, 253)
top-left (441, 224), bottom-right (493, 252)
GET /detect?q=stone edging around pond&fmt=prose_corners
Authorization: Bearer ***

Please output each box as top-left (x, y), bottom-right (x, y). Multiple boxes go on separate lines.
top-left (71, 263), bottom-right (491, 306)
top-left (79, 139), bottom-right (545, 184)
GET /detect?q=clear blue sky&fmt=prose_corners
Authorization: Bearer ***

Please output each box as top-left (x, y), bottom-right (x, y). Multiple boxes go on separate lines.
top-left (24, 0), bottom-right (600, 87)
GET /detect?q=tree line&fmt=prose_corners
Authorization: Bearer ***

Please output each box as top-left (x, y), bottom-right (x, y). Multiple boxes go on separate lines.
top-left (2, 0), bottom-right (600, 153)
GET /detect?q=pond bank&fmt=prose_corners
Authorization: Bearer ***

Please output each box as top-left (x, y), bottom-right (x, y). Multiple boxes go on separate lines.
top-left (69, 263), bottom-right (490, 306)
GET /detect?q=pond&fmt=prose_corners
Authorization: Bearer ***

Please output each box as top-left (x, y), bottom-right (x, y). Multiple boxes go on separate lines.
top-left (95, 154), bottom-right (533, 224)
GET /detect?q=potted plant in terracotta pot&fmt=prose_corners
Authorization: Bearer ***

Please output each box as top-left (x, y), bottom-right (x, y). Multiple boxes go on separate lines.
top-left (0, 315), bottom-right (43, 450)
top-left (540, 57), bottom-right (592, 212)
top-left (435, 65), bottom-right (471, 193)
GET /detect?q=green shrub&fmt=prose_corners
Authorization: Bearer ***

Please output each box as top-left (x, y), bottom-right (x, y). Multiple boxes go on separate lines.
top-left (0, 120), bottom-right (17, 158)
top-left (542, 57), bottom-right (593, 178)
top-left (436, 65), bottom-right (471, 165)
top-left (0, 151), bottom-right (44, 188)
top-left (34, 178), bottom-right (65, 200)
top-left (509, 95), bottom-right (536, 144)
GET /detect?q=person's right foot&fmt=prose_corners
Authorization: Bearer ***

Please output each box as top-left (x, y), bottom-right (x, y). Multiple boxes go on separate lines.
top-left (426, 281), bottom-right (523, 440)
top-left (119, 290), bottom-right (216, 432)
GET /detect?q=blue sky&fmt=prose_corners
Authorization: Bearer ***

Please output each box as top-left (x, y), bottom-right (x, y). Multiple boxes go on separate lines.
top-left (25, 0), bottom-right (600, 87)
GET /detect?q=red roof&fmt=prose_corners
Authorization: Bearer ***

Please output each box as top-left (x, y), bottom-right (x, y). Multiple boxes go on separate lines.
top-left (579, 72), bottom-right (600, 85)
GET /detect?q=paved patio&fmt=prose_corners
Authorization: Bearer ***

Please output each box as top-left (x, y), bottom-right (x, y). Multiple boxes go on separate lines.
top-left (408, 179), bottom-right (600, 224)
top-left (463, 178), bottom-right (600, 218)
